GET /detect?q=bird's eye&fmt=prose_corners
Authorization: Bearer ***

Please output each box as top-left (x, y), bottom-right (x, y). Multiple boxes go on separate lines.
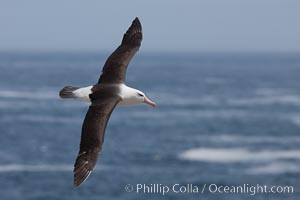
top-left (137, 93), bottom-right (144, 97)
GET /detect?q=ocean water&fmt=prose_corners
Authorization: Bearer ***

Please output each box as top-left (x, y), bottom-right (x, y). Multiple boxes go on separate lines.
top-left (0, 52), bottom-right (299, 200)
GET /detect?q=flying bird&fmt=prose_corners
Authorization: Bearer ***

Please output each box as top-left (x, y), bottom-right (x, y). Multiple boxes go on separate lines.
top-left (59, 17), bottom-right (156, 187)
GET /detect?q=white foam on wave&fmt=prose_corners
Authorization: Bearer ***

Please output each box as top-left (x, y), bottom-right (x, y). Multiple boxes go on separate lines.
top-left (0, 164), bottom-right (105, 173)
top-left (246, 162), bottom-right (300, 174)
top-left (0, 114), bottom-right (81, 124)
top-left (227, 95), bottom-right (300, 106)
top-left (228, 88), bottom-right (300, 106)
top-left (0, 99), bottom-right (85, 110)
top-left (214, 134), bottom-right (300, 144)
top-left (0, 90), bottom-right (57, 100)
top-left (0, 164), bottom-right (73, 172)
top-left (179, 148), bottom-right (300, 163)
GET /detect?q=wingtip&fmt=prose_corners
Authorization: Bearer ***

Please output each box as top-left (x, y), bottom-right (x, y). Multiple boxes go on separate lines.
top-left (132, 17), bottom-right (141, 30)
top-left (121, 17), bottom-right (142, 46)
top-left (73, 169), bottom-right (92, 188)
top-left (73, 151), bottom-right (95, 187)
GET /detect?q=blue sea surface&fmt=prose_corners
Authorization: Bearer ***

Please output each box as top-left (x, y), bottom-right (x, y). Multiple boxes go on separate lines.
top-left (0, 52), bottom-right (299, 200)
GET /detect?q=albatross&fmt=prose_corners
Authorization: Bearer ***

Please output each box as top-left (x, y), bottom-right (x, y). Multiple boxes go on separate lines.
top-left (59, 17), bottom-right (156, 187)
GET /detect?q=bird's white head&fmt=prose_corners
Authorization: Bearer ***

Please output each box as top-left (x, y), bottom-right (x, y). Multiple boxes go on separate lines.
top-left (135, 90), bottom-right (156, 107)
top-left (119, 85), bottom-right (156, 107)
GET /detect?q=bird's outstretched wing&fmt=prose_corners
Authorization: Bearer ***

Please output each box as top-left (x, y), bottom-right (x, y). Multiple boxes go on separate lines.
top-left (73, 92), bottom-right (121, 187)
top-left (97, 17), bottom-right (142, 84)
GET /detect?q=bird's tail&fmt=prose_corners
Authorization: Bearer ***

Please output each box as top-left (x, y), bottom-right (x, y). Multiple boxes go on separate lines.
top-left (59, 86), bottom-right (79, 99)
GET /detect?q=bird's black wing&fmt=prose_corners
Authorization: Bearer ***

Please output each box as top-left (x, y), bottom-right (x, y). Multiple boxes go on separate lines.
top-left (73, 91), bottom-right (121, 187)
top-left (97, 17), bottom-right (142, 84)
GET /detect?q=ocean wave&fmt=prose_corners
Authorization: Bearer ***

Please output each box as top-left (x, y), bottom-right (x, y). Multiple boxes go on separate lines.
top-left (176, 134), bottom-right (300, 146)
top-left (152, 93), bottom-right (220, 106)
top-left (212, 134), bottom-right (300, 144)
top-left (227, 95), bottom-right (300, 106)
top-left (290, 116), bottom-right (300, 126)
top-left (151, 89), bottom-right (300, 107)
top-left (0, 90), bottom-right (58, 100)
top-left (246, 162), bottom-right (300, 175)
top-left (129, 109), bottom-right (253, 119)
top-left (179, 148), bottom-right (300, 163)
top-left (0, 164), bottom-right (72, 172)
top-left (0, 100), bottom-right (86, 110)
top-left (227, 88), bottom-right (300, 106)
top-left (0, 114), bottom-right (81, 124)
top-left (203, 77), bottom-right (226, 84)
top-left (0, 164), bottom-right (104, 173)
top-left (254, 88), bottom-right (290, 96)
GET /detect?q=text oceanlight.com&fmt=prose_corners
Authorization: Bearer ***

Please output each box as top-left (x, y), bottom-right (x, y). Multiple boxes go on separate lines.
top-left (124, 183), bottom-right (294, 196)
